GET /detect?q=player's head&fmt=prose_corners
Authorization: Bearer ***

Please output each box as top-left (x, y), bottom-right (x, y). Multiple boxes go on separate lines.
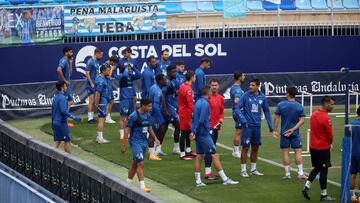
top-left (161, 49), bottom-right (170, 61)
top-left (100, 64), bottom-right (111, 77)
top-left (156, 74), bottom-right (167, 87)
top-left (321, 96), bottom-right (335, 112)
top-left (357, 106), bottom-right (360, 117)
top-left (147, 56), bottom-right (157, 68)
top-left (94, 48), bottom-right (103, 60)
top-left (234, 71), bottom-right (245, 83)
top-left (185, 70), bottom-right (195, 83)
top-left (210, 78), bottom-right (219, 94)
top-left (63, 47), bottom-right (73, 58)
top-left (249, 78), bottom-right (260, 94)
top-left (200, 57), bottom-right (212, 69)
top-left (56, 80), bottom-right (67, 92)
top-left (176, 60), bottom-right (185, 73)
top-left (286, 86), bottom-right (297, 99)
top-left (166, 65), bottom-right (176, 79)
top-left (109, 55), bottom-right (119, 66)
top-left (122, 47), bottom-right (132, 58)
top-left (23, 11), bottom-right (30, 20)
top-left (140, 98), bottom-right (152, 112)
top-left (201, 86), bottom-right (211, 99)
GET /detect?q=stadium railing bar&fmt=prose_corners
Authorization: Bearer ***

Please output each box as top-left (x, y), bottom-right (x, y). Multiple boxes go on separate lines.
top-left (64, 23), bottom-right (360, 43)
top-left (0, 119), bottom-right (164, 203)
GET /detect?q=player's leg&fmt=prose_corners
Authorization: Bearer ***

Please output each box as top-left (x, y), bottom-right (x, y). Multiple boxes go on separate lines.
top-left (119, 115), bottom-right (127, 139)
top-left (127, 160), bottom-right (137, 182)
top-left (155, 115), bottom-right (168, 156)
top-left (97, 102), bottom-right (109, 144)
top-left (249, 127), bottom-right (263, 176)
top-left (282, 148), bottom-right (291, 179)
top-left (351, 173), bottom-right (357, 201)
top-left (66, 84), bottom-right (74, 127)
top-left (172, 120), bottom-right (180, 154)
top-left (53, 141), bottom-right (61, 148)
top-left (64, 141), bottom-right (72, 153)
top-left (148, 122), bottom-right (161, 161)
top-left (179, 130), bottom-right (192, 160)
top-left (86, 88), bottom-right (95, 124)
top-left (204, 129), bottom-right (218, 180)
top-left (240, 127), bottom-right (251, 177)
top-left (232, 128), bottom-right (242, 158)
top-left (294, 148), bottom-right (306, 179)
top-left (194, 155), bottom-right (205, 187)
top-left (105, 99), bottom-right (115, 124)
top-left (118, 99), bottom-right (131, 139)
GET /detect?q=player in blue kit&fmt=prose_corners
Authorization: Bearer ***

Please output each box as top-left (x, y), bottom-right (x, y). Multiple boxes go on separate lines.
top-left (163, 65), bottom-right (181, 154)
top-left (148, 74), bottom-right (168, 160)
top-left (85, 48), bottom-right (103, 124)
top-left (176, 60), bottom-right (186, 85)
top-left (56, 47), bottom-right (74, 127)
top-left (193, 57), bottom-right (211, 102)
top-left (121, 98), bottom-right (160, 193)
top-left (273, 86), bottom-right (307, 180)
top-left (141, 56), bottom-right (160, 98)
top-left (52, 81), bottom-right (81, 154)
top-left (235, 78), bottom-right (275, 177)
top-left (113, 58), bottom-right (141, 142)
top-left (230, 71), bottom-right (246, 158)
top-left (157, 49), bottom-right (171, 75)
top-left (351, 107), bottom-right (360, 201)
top-left (17, 11), bottom-right (33, 44)
top-left (192, 86), bottom-right (239, 187)
top-left (94, 65), bottom-right (112, 144)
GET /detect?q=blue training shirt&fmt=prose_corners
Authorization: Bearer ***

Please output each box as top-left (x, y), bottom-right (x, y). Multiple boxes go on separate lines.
top-left (58, 57), bottom-right (70, 81)
top-left (192, 97), bottom-right (210, 136)
top-left (275, 100), bottom-right (305, 137)
top-left (193, 67), bottom-right (205, 97)
top-left (163, 77), bottom-right (181, 112)
top-left (95, 75), bottom-right (112, 102)
top-left (176, 71), bottom-right (185, 85)
top-left (85, 57), bottom-right (100, 86)
top-left (127, 110), bottom-right (152, 142)
top-left (230, 84), bottom-right (244, 111)
top-left (157, 59), bottom-right (171, 75)
top-left (141, 67), bottom-right (157, 98)
top-left (351, 119), bottom-right (360, 156)
top-left (236, 91), bottom-right (274, 131)
top-left (118, 57), bottom-right (139, 71)
top-left (148, 84), bottom-right (163, 120)
top-left (51, 92), bottom-right (74, 123)
top-left (113, 67), bottom-right (141, 100)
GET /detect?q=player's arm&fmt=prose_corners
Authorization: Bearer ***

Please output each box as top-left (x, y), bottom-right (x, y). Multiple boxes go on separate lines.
top-left (262, 98), bottom-right (274, 132)
top-left (323, 116), bottom-right (334, 145)
top-left (85, 71), bottom-right (94, 88)
top-left (220, 96), bottom-right (225, 121)
top-left (142, 72), bottom-right (152, 90)
top-left (284, 106), bottom-right (306, 137)
top-left (272, 105), bottom-right (281, 138)
top-left (186, 89), bottom-right (194, 112)
top-left (236, 95), bottom-right (248, 126)
top-left (59, 97), bottom-right (80, 122)
top-left (69, 58), bottom-right (73, 77)
top-left (131, 66), bottom-right (141, 80)
top-left (148, 126), bottom-right (160, 145)
top-left (56, 63), bottom-right (67, 84)
top-left (196, 71), bottom-right (205, 89)
top-left (94, 82), bottom-right (104, 115)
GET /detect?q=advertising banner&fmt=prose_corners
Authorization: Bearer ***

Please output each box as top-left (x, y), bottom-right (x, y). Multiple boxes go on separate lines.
top-left (64, 3), bottom-right (166, 36)
top-left (0, 6), bottom-right (64, 46)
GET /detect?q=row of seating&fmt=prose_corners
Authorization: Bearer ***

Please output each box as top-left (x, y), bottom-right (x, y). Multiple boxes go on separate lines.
top-left (0, 0), bottom-right (95, 6)
top-left (165, 0), bottom-right (359, 14)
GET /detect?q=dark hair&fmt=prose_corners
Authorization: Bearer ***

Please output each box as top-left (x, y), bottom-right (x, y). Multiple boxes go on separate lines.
top-left (56, 80), bottom-right (66, 91)
top-left (201, 57), bottom-right (212, 64)
top-left (166, 65), bottom-right (176, 72)
top-left (109, 55), bottom-right (119, 63)
top-left (100, 64), bottom-right (109, 73)
top-left (155, 74), bottom-right (165, 84)
top-left (62, 47), bottom-right (72, 55)
top-left (161, 48), bottom-right (169, 55)
top-left (286, 86), bottom-right (297, 98)
top-left (121, 47), bottom-right (132, 55)
top-left (357, 106), bottom-right (360, 116)
top-left (185, 70), bottom-right (195, 81)
top-left (234, 71), bottom-right (243, 81)
top-left (176, 60), bottom-right (184, 66)
top-left (147, 55), bottom-right (156, 63)
top-left (210, 78), bottom-right (219, 84)
top-left (94, 48), bottom-right (103, 54)
top-left (250, 78), bottom-right (260, 86)
top-left (140, 98), bottom-right (151, 107)
top-left (201, 86), bottom-right (210, 96)
top-left (321, 96), bottom-right (335, 105)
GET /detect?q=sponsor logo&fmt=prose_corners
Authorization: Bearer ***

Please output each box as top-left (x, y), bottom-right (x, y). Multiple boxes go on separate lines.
top-left (75, 45), bottom-right (97, 75)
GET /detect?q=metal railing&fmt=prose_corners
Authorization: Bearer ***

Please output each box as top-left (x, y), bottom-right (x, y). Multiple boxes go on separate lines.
top-left (0, 119), bottom-right (164, 203)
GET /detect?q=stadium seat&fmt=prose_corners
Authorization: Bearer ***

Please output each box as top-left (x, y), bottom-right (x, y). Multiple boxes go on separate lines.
top-left (311, 0), bottom-right (329, 9)
top-left (197, 1), bottom-right (216, 12)
top-left (182, 1), bottom-right (198, 13)
top-left (343, 0), bottom-right (359, 8)
top-left (0, 0), bottom-right (9, 5)
top-left (213, 0), bottom-right (223, 11)
top-left (33, 2), bottom-right (45, 5)
top-left (263, 0), bottom-right (279, 10)
top-left (247, 0), bottom-right (264, 11)
top-left (165, 2), bottom-right (182, 14)
top-left (40, 0), bottom-right (53, 3)
top-left (18, 2), bottom-right (29, 6)
top-left (61, 1), bottom-right (72, 4)
top-left (281, 0), bottom-right (297, 9)
top-left (47, 1), bottom-right (58, 5)
top-left (326, 0), bottom-right (344, 9)
top-left (76, 1), bottom-right (88, 4)
top-left (55, 0), bottom-right (67, 3)
top-left (296, 0), bottom-right (313, 9)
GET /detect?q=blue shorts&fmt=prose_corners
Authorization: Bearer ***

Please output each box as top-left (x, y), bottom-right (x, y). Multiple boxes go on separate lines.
top-left (65, 84), bottom-right (73, 101)
top-left (351, 156), bottom-right (360, 174)
top-left (52, 122), bottom-right (70, 142)
top-left (151, 113), bottom-right (166, 129)
top-left (195, 135), bottom-right (217, 155)
top-left (98, 98), bottom-right (108, 118)
top-left (166, 107), bottom-right (179, 123)
top-left (86, 86), bottom-right (95, 96)
top-left (232, 112), bottom-right (242, 129)
top-left (119, 99), bottom-right (134, 116)
top-left (241, 126), bottom-right (261, 147)
top-left (129, 140), bottom-right (147, 163)
top-left (280, 135), bottom-right (302, 149)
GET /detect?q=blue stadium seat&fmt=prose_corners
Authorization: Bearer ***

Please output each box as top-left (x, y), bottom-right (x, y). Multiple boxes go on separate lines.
top-left (280, 0), bottom-right (297, 9)
top-left (197, 1), bottom-right (215, 12)
top-left (8, 0), bottom-right (38, 4)
top-left (213, 1), bottom-right (223, 11)
top-left (33, 2), bottom-right (45, 5)
top-left (311, 0), bottom-right (329, 9)
top-left (182, 1), bottom-right (198, 13)
top-left (18, 2), bottom-right (29, 6)
top-left (247, 0), bottom-right (264, 10)
top-left (61, 1), bottom-right (72, 4)
top-left (343, 0), bottom-right (359, 8)
top-left (55, 0), bottom-right (67, 3)
top-left (40, 0), bottom-right (52, 3)
top-left (0, 0), bottom-right (9, 5)
top-left (47, 1), bottom-right (58, 5)
top-left (263, 0), bottom-right (279, 10)
top-left (165, 2), bottom-right (182, 14)
top-left (327, 0), bottom-right (344, 9)
top-left (296, 0), bottom-right (313, 9)
top-left (76, 1), bottom-right (87, 4)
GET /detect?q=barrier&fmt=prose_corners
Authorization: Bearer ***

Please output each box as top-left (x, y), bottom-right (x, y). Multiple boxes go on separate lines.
top-left (0, 119), bottom-right (164, 203)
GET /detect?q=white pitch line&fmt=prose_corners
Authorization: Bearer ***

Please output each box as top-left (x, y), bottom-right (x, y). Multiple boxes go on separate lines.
top-left (215, 142), bottom-right (341, 187)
